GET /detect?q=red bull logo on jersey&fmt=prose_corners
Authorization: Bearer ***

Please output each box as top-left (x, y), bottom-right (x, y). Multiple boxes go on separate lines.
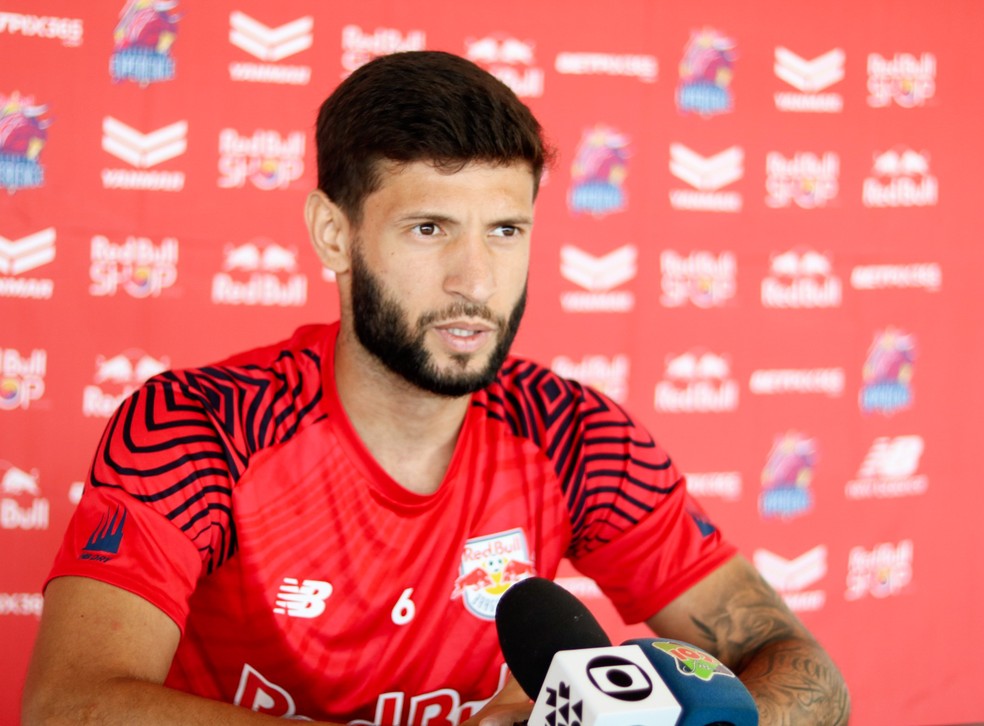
top-left (0, 92), bottom-right (52, 193)
top-left (110, 0), bottom-right (180, 86)
top-left (568, 126), bottom-right (630, 217)
top-left (759, 432), bottom-right (816, 521)
top-left (676, 28), bottom-right (736, 117)
top-left (452, 528), bottom-right (535, 620)
top-left (0, 460), bottom-right (49, 531)
top-left (859, 327), bottom-right (916, 415)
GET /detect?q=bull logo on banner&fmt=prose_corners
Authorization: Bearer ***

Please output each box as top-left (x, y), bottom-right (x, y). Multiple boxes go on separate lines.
top-left (110, 0), bottom-right (181, 85)
top-left (0, 92), bottom-right (51, 193)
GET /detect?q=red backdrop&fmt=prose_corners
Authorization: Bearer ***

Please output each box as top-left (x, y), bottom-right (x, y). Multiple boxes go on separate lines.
top-left (2, 1), bottom-right (982, 724)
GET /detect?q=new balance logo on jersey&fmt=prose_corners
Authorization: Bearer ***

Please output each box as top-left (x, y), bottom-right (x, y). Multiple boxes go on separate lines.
top-left (273, 578), bottom-right (332, 618)
top-left (229, 12), bottom-right (313, 62)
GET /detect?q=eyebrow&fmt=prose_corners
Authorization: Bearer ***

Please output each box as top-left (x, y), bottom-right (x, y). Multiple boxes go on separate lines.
top-left (397, 212), bottom-right (534, 227)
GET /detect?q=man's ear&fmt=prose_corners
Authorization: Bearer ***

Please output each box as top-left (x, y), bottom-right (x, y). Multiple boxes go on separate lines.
top-left (305, 190), bottom-right (353, 274)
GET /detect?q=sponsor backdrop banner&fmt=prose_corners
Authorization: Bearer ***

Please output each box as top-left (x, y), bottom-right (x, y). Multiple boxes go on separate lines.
top-left (1, 1), bottom-right (981, 724)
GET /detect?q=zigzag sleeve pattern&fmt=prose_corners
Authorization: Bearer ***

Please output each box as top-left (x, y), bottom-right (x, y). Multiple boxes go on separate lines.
top-left (479, 359), bottom-right (681, 559)
top-left (89, 348), bottom-right (326, 574)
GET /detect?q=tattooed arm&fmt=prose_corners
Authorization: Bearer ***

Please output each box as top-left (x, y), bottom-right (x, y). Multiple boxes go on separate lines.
top-left (647, 555), bottom-right (850, 726)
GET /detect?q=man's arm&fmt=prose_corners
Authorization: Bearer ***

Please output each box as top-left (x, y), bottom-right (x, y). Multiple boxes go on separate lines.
top-left (647, 555), bottom-right (850, 726)
top-left (22, 576), bottom-right (338, 725)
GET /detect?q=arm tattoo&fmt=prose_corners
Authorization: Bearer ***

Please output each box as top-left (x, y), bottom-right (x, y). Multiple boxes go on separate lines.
top-left (690, 567), bottom-right (850, 725)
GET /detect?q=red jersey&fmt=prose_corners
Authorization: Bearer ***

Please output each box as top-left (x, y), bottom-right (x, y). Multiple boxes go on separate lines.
top-left (47, 322), bottom-right (735, 724)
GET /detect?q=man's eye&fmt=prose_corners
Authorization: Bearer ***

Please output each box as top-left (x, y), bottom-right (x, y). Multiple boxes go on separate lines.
top-left (492, 226), bottom-right (518, 237)
top-left (414, 223), bottom-right (438, 236)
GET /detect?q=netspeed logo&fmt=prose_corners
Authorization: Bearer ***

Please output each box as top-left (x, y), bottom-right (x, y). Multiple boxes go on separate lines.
top-left (660, 250), bottom-right (736, 307)
top-left (759, 432), bottom-right (816, 521)
top-left (859, 327), bottom-right (916, 415)
top-left (82, 349), bottom-right (169, 418)
top-left (0, 347), bottom-right (46, 411)
top-left (749, 367), bottom-right (844, 397)
top-left (668, 144), bottom-right (743, 212)
top-left (761, 249), bottom-right (842, 308)
top-left (0, 227), bottom-right (55, 299)
top-left (101, 117), bottom-right (187, 191)
top-left (867, 52), bottom-right (936, 108)
top-left (218, 128), bottom-right (305, 190)
top-left (676, 27), bottom-right (736, 117)
top-left (551, 354), bottom-right (629, 404)
top-left (755, 545), bottom-right (827, 612)
top-left (0, 461), bottom-right (49, 531)
top-left (465, 35), bottom-right (544, 98)
top-left (110, 0), bottom-right (181, 86)
top-left (766, 152), bottom-right (839, 208)
top-left (851, 262), bottom-right (941, 292)
top-left (568, 125), bottom-right (630, 216)
top-left (341, 24), bottom-right (425, 77)
top-left (212, 239), bottom-right (307, 306)
top-left (774, 47), bottom-right (844, 112)
top-left (0, 92), bottom-right (52, 193)
top-left (846, 435), bottom-right (927, 500)
top-left (559, 244), bottom-right (636, 312)
top-left (0, 12), bottom-right (83, 46)
top-left (846, 539), bottom-right (913, 600)
top-left (90, 234), bottom-right (178, 298)
top-left (685, 471), bottom-right (742, 501)
top-left (863, 148), bottom-right (938, 208)
top-left (229, 11), bottom-right (312, 85)
top-left (555, 52), bottom-right (657, 83)
top-left (654, 351), bottom-right (738, 413)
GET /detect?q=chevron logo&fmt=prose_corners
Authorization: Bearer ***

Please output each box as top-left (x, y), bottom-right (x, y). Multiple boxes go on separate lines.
top-left (229, 12), bottom-right (313, 62)
top-left (102, 117), bottom-right (187, 169)
top-left (774, 47), bottom-right (845, 93)
top-left (0, 228), bottom-right (55, 275)
top-left (669, 144), bottom-right (743, 191)
top-left (560, 244), bottom-right (636, 291)
top-left (754, 545), bottom-right (827, 592)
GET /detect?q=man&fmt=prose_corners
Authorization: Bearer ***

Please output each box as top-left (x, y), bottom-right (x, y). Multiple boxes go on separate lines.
top-left (23, 51), bottom-right (849, 725)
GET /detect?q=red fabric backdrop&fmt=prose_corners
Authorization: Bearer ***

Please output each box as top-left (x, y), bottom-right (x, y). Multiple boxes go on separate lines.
top-left (1, 1), bottom-right (982, 724)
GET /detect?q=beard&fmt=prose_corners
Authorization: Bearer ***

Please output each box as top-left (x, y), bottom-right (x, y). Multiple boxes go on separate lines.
top-left (349, 244), bottom-right (526, 397)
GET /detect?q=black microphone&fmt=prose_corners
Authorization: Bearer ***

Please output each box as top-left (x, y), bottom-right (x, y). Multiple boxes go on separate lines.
top-left (496, 577), bottom-right (759, 726)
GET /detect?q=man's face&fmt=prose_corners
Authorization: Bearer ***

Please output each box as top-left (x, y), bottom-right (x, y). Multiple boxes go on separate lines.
top-left (346, 160), bottom-right (534, 397)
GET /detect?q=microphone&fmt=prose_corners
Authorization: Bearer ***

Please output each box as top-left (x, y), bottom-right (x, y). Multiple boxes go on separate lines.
top-left (496, 577), bottom-right (759, 726)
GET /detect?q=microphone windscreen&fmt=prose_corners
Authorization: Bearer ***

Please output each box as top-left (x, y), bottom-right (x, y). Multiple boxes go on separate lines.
top-left (495, 577), bottom-right (612, 699)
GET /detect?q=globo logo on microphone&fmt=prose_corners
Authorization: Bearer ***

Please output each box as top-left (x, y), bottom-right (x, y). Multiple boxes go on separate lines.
top-left (586, 655), bottom-right (654, 701)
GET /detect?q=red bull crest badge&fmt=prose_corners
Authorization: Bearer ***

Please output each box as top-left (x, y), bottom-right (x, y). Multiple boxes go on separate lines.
top-left (451, 528), bottom-right (536, 620)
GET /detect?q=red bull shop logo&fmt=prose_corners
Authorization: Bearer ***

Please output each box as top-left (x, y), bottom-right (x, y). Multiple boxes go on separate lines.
top-left (452, 528), bottom-right (536, 620)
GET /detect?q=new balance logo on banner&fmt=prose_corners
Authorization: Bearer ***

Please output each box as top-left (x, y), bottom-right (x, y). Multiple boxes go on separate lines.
top-left (668, 145), bottom-right (743, 212)
top-left (775, 47), bottom-right (844, 91)
top-left (229, 12), bottom-right (313, 62)
top-left (754, 546), bottom-right (827, 612)
top-left (845, 436), bottom-right (928, 500)
top-left (101, 118), bottom-right (187, 191)
top-left (0, 228), bottom-right (54, 276)
top-left (559, 244), bottom-right (636, 312)
top-left (774, 47), bottom-right (845, 112)
top-left (560, 244), bottom-right (636, 291)
top-left (102, 117), bottom-right (187, 168)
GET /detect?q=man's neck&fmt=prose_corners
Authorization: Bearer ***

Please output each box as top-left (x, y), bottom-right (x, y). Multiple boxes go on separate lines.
top-left (333, 326), bottom-right (472, 496)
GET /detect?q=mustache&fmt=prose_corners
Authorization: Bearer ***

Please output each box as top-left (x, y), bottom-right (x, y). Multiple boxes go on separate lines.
top-left (416, 303), bottom-right (501, 330)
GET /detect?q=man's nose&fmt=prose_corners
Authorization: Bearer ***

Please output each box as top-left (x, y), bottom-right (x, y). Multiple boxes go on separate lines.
top-left (443, 230), bottom-right (495, 304)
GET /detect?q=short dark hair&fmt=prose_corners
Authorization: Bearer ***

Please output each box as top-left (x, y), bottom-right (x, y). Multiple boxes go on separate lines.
top-left (315, 50), bottom-right (552, 224)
